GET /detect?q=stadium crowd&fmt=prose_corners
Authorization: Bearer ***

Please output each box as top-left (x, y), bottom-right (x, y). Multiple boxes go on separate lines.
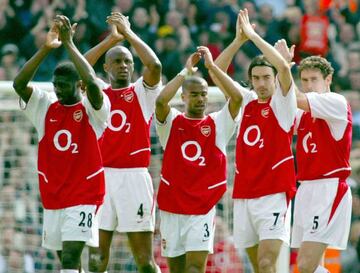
top-left (0, 0), bottom-right (359, 272)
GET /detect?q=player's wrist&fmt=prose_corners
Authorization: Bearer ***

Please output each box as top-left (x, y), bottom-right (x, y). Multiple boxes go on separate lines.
top-left (178, 68), bottom-right (190, 77)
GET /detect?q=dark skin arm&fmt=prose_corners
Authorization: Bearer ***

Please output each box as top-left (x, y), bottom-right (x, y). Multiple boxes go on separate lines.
top-left (84, 23), bottom-right (125, 66)
top-left (56, 15), bottom-right (103, 110)
top-left (107, 12), bottom-right (162, 87)
top-left (156, 52), bottom-right (200, 123)
top-left (13, 24), bottom-right (61, 103)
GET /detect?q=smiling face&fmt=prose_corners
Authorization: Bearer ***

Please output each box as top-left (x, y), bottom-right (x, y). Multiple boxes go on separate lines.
top-left (104, 46), bottom-right (134, 88)
top-left (181, 77), bottom-right (208, 118)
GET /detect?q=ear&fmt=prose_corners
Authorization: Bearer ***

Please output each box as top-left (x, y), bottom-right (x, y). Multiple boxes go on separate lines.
top-left (325, 74), bottom-right (332, 86)
top-left (181, 92), bottom-right (185, 102)
top-left (103, 63), bottom-right (109, 73)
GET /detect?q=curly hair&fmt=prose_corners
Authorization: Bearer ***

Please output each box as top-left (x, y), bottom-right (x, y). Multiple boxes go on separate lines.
top-left (298, 56), bottom-right (334, 78)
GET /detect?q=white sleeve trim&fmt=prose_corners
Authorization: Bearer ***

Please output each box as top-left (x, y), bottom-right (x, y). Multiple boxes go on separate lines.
top-left (22, 86), bottom-right (55, 141)
top-left (270, 76), bottom-right (296, 132)
top-left (83, 93), bottom-right (111, 139)
top-left (155, 108), bottom-right (181, 149)
top-left (210, 101), bottom-right (237, 155)
top-left (133, 76), bottom-right (162, 122)
top-left (306, 92), bottom-right (349, 140)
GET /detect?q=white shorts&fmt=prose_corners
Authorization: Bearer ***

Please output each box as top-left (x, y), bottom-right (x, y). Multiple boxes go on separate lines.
top-left (233, 192), bottom-right (291, 249)
top-left (42, 205), bottom-right (99, 251)
top-left (98, 167), bottom-right (155, 232)
top-left (159, 207), bottom-right (216, 257)
top-left (291, 178), bottom-right (352, 249)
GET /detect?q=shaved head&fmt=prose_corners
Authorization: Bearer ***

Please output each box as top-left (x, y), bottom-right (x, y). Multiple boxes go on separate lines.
top-left (105, 45), bottom-right (133, 64)
top-left (182, 76), bottom-right (208, 93)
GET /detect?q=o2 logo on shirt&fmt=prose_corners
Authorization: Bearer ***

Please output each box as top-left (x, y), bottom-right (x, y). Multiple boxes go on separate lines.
top-left (108, 110), bottom-right (131, 133)
top-left (53, 129), bottom-right (79, 154)
top-left (302, 132), bottom-right (317, 154)
top-left (181, 140), bottom-right (206, 166)
top-left (243, 125), bottom-right (264, 148)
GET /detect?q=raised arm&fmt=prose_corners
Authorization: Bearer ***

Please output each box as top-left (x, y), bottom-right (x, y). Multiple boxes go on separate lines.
top-left (56, 15), bottom-right (103, 110)
top-left (214, 12), bottom-right (252, 72)
top-left (13, 24), bottom-right (61, 103)
top-left (84, 23), bottom-right (124, 66)
top-left (108, 12), bottom-right (162, 87)
top-left (198, 46), bottom-right (242, 119)
top-left (239, 9), bottom-right (292, 96)
top-left (155, 52), bottom-right (200, 123)
top-left (274, 39), bottom-right (309, 111)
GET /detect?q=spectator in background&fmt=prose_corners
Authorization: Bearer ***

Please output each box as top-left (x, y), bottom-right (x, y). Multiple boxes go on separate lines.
top-left (0, 44), bottom-right (22, 81)
top-left (299, 0), bottom-right (330, 57)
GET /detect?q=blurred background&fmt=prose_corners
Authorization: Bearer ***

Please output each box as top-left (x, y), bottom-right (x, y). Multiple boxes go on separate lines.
top-left (0, 0), bottom-right (359, 272)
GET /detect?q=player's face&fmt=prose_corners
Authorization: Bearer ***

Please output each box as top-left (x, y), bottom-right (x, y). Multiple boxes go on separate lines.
top-left (53, 75), bottom-right (79, 105)
top-left (250, 66), bottom-right (276, 102)
top-left (182, 82), bottom-right (208, 118)
top-left (104, 49), bottom-right (134, 87)
top-left (300, 68), bottom-right (331, 93)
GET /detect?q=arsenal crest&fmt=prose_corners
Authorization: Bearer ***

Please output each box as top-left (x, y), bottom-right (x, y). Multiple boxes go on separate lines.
top-left (261, 107), bottom-right (270, 118)
top-left (73, 110), bottom-right (83, 122)
top-left (123, 91), bottom-right (134, 102)
top-left (201, 125), bottom-right (211, 137)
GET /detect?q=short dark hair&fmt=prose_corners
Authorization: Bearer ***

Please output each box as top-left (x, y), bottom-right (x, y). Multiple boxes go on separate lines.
top-left (182, 76), bottom-right (208, 92)
top-left (298, 56), bottom-right (334, 78)
top-left (248, 55), bottom-right (277, 79)
top-left (54, 61), bottom-right (80, 82)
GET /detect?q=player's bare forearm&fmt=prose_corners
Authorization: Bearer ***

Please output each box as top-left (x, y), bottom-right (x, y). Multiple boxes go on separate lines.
top-left (123, 30), bottom-right (162, 86)
top-left (155, 73), bottom-right (184, 123)
top-left (13, 45), bottom-right (52, 103)
top-left (64, 41), bottom-right (103, 109)
top-left (215, 39), bottom-right (243, 72)
top-left (296, 88), bottom-right (310, 112)
top-left (84, 35), bottom-right (120, 66)
top-left (208, 63), bottom-right (243, 119)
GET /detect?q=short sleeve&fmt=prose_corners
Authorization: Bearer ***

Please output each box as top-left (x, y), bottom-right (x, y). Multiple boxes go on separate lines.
top-left (21, 87), bottom-right (56, 140)
top-left (209, 101), bottom-right (237, 154)
top-left (270, 76), bottom-right (297, 132)
top-left (83, 93), bottom-right (111, 139)
top-left (155, 107), bottom-right (181, 149)
top-left (306, 92), bottom-right (349, 140)
top-left (134, 76), bottom-right (162, 122)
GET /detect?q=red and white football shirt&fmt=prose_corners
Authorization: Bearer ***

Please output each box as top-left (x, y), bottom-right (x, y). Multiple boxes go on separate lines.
top-left (295, 92), bottom-right (352, 181)
top-left (22, 87), bottom-right (110, 209)
top-left (156, 103), bottom-right (237, 214)
top-left (233, 78), bottom-right (297, 199)
top-left (100, 77), bottom-right (161, 168)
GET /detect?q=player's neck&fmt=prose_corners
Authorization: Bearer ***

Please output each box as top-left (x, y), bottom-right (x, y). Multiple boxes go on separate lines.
top-left (111, 79), bottom-right (131, 89)
top-left (184, 112), bottom-right (205, 119)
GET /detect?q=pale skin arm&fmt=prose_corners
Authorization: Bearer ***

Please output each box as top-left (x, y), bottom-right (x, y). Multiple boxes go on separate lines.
top-left (56, 15), bottom-right (103, 110)
top-left (108, 12), bottom-right (162, 86)
top-left (155, 53), bottom-right (201, 123)
top-left (13, 23), bottom-right (62, 103)
top-left (198, 46), bottom-right (242, 119)
top-left (214, 12), bottom-right (253, 72)
top-left (239, 9), bottom-right (293, 96)
top-left (274, 39), bottom-right (310, 112)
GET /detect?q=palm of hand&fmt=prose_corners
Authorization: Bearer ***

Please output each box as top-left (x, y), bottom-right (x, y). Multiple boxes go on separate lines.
top-left (46, 31), bottom-right (61, 48)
